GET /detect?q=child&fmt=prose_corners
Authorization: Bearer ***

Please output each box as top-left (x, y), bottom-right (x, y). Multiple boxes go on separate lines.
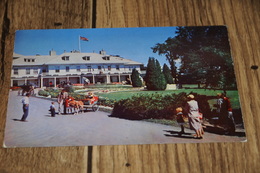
top-left (175, 107), bottom-right (185, 135)
top-left (50, 101), bottom-right (56, 117)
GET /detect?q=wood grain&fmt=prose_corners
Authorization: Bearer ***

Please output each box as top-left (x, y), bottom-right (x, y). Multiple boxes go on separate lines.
top-left (0, 0), bottom-right (92, 172)
top-left (0, 0), bottom-right (259, 172)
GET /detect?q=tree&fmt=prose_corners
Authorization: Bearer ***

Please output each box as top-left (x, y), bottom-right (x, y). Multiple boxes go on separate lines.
top-left (162, 64), bottom-right (174, 84)
top-left (151, 37), bottom-right (180, 83)
top-left (144, 57), bottom-right (167, 90)
top-left (131, 68), bottom-right (143, 87)
top-left (152, 26), bottom-right (237, 90)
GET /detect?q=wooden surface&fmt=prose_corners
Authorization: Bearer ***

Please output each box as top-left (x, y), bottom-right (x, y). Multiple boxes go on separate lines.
top-left (0, 0), bottom-right (259, 172)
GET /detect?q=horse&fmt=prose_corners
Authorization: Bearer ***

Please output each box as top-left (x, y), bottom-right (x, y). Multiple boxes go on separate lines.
top-left (68, 100), bottom-right (84, 115)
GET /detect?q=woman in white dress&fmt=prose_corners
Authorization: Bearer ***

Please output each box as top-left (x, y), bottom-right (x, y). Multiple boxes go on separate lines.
top-left (185, 94), bottom-right (204, 139)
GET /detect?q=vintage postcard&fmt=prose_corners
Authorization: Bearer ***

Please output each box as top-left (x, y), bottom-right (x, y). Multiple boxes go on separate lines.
top-left (4, 26), bottom-right (246, 148)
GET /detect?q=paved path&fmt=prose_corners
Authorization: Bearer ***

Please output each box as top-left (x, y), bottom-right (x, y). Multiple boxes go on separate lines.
top-left (4, 91), bottom-right (246, 148)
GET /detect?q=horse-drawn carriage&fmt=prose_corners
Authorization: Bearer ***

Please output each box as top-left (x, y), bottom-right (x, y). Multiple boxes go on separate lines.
top-left (67, 95), bottom-right (100, 114)
top-left (80, 96), bottom-right (100, 112)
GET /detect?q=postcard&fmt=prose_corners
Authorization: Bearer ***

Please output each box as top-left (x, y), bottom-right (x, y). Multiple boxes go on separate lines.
top-left (3, 26), bottom-right (246, 148)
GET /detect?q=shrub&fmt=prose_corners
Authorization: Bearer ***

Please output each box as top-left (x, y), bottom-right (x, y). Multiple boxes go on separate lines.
top-left (69, 93), bottom-right (86, 100)
top-left (98, 97), bottom-right (116, 107)
top-left (131, 68), bottom-right (143, 87)
top-left (38, 90), bottom-right (50, 97)
top-left (111, 92), bottom-right (187, 120)
top-left (64, 85), bottom-right (75, 93)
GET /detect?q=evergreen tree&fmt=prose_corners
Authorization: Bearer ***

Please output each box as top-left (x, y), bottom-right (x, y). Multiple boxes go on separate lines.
top-left (144, 57), bottom-right (167, 90)
top-left (162, 64), bottom-right (174, 84)
top-left (131, 68), bottom-right (143, 87)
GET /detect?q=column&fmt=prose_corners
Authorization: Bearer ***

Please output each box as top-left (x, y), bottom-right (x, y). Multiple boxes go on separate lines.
top-left (10, 79), bottom-right (13, 87)
top-left (106, 74), bottom-right (111, 84)
top-left (54, 77), bottom-right (57, 87)
top-left (92, 74), bottom-right (95, 84)
top-left (118, 74), bottom-right (121, 83)
top-left (40, 77), bottom-right (43, 88)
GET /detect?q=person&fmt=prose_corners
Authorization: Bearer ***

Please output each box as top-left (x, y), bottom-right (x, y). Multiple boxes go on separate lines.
top-left (57, 89), bottom-right (68, 115)
top-left (20, 93), bottom-right (30, 122)
top-left (216, 93), bottom-right (236, 134)
top-left (84, 92), bottom-right (94, 105)
top-left (175, 107), bottom-right (185, 135)
top-left (50, 101), bottom-right (56, 117)
top-left (185, 94), bottom-right (204, 139)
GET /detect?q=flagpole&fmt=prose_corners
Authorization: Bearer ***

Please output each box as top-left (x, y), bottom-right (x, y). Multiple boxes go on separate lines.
top-left (79, 35), bottom-right (81, 52)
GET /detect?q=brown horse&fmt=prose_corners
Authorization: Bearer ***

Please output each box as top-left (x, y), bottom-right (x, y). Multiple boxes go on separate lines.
top-left (68, 100), bottom-right (84, 114)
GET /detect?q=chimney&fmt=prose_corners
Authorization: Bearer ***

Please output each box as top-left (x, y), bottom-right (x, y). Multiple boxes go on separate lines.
top-left (99, 49), bottom-right (106, 55)
top-left (49, 49), bottom-right (56, 56)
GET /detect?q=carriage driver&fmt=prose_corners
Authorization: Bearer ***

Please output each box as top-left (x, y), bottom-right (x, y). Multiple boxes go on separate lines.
top-left (57, 89), bottom-right (68, 115)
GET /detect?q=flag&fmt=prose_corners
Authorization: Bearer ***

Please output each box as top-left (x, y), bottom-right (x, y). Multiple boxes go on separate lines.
top-left (80, 36), bottom-right (89, 41)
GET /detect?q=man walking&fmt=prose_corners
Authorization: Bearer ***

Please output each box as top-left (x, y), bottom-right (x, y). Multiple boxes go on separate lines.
top-left (21, 93), bottom-right (30, 122)
top-left (216, 93), bottom-right (236, 135)
top-left (57, 89), bottom-right (68, 115)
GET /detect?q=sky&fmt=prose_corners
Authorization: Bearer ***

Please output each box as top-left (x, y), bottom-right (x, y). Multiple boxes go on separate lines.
top-left (14, 27), bottom-right (177, 66)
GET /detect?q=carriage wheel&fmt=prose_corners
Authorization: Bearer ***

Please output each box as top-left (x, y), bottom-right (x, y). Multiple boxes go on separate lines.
top-left (92, 103), bottom-right (99, 112)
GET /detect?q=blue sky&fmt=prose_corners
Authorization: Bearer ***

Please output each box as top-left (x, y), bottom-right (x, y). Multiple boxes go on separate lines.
top-left (14, 27), bottom-right (177, 66)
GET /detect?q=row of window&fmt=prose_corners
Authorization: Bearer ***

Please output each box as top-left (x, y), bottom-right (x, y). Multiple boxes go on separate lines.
top-left (13, 66), bottom-right (136, 75)
top-left (24, 58), bottom-right (35, 62)
top-left (56, 65), bottom-right (122, 72)
top-left (61, 56), bottom-right (111, 61)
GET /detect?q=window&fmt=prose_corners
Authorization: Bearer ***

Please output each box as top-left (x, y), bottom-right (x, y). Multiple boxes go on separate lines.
top-left (66, 66), bottom-right (70, 72)
top-left (42, 67), bottom-right (48, 73)
top-left (102, 56), bottom-right (110, 60)
top-left (26, 68), bottom-right (30, 75)
top-left (108, 66), bottom-right (111, 71)
top-left (87, 66), bottom-right (92, 72)
top-left (33, 68), bottom-right (38, 74)
top-left (24, 58), bottom-right (35, 62)
top-left (13, 68), bottom-right (18, 75)
top-left (98, 66), bottom-right (101, 70)
top-left (77, 66), bottom-right (81, 72)
top-left (62, 56), bottom-right (70, 61)
top-left (116, 65), bottom-right (120, 70)
top-left (55, 66), bottom-right (60, 73)
top-left (83, 56), bottom-right (90, 60)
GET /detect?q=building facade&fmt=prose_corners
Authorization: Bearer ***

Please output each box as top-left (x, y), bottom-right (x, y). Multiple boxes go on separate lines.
top-left (11, 50), bottom-right (143, 88)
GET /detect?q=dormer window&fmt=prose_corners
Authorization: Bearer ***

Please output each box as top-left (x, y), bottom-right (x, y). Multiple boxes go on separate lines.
top-left (24, 58), bottom-right (36, 62)
top-left (62, 56), bottom-right (70, 61)
top-left (83, 56), bottom-right (90, 60)
top-left (102, 56), bottom-right (110, 60)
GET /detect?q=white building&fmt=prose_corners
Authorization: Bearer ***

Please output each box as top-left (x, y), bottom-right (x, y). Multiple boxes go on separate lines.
top-left (11, 50), bottom-right (143, 88)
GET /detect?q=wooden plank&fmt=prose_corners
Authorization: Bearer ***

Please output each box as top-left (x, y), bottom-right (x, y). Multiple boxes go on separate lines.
top-left (94, 0), bottom-right (260, 172)
top-left (0, 0), bottom-right (93, 172)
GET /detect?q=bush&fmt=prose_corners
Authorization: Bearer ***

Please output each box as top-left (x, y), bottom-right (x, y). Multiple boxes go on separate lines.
top-left (111, 92), bottom-right (187, 120)
top-left (38, 90), bottom-right (50, 97)
top-left (69, 93), bottom-right (86, 100)
top-left (99, 97), bottom-right (116, 107)
top-left (64, 85), bottom-right (75, 93)
top-left (131, 68), bottom-right (143, 87)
